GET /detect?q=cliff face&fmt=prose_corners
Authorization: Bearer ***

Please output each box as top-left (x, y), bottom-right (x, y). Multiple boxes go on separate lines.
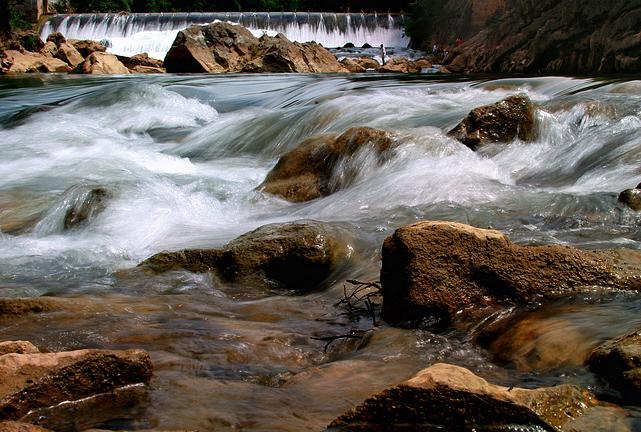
top-left (443, 0), bottom-right (641, 74)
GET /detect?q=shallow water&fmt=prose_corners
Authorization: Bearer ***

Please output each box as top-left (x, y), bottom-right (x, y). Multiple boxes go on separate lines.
top-left (2, 73), bottom-right (641, 430)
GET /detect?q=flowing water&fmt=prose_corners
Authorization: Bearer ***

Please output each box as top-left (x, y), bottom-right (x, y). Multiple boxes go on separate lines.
top-left (40, 12), bottom-right (408, 59)
top-left (2, 73), bottom-right (641, 430)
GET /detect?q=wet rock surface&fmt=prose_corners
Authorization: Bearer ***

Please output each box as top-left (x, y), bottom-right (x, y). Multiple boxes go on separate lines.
top-left (589, 330), bottom-right (641, 404)
top-left (329, 362), bottom-right (594, 431)
top-left (140, 220), bottom-right (354, 292)
top-left (618, 183), bottom-right (641, 211)
top-left (0, 422), bottom-right (51, 432)
top-left (62, 186), bottom-right (110, 230)
top-left (259, 127), bottom-right (396, 202)
top-left (0, 347), bottom-right (152, 421)
top-left (164, 22), bottom-right (344, 74)
top-left (447, 95), bottom-right (536, 150)
top-left (380, 221), bottom-right (641, 327)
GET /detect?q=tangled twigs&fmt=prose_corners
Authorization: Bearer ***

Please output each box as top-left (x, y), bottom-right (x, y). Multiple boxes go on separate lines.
top-left (335, 280), bottom-right (382, 326)
top-left (311, 329), bottom-right (368, 352)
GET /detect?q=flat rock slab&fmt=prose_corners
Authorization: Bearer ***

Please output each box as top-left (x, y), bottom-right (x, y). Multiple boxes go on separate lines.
top-left (329, 363), bottom-right (593, 431)
top-left (0, 348), bottom-right (152, 420)
top-left (381, 221), bottom-right (641, 327)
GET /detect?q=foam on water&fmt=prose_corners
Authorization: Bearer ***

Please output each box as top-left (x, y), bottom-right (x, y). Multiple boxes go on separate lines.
top-left (1, 75), bottom-right (641, 288)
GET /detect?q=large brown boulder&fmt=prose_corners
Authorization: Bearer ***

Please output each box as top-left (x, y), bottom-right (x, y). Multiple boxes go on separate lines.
top-left (380, 221), bottom-right (641, 327)
top-left (0, 422), bottom-right (51, 432)
top-left (259, 127), bottom-right (396, 202)
top-left (378, 58), bottom-right (421, 73)
top-left (329, 363), bottom-right (593, 431)
top-left (0, 341), bottom-right (39, 355)
top-left (0, 348), bottom-right (152, 421)
top-left (246, 34), bottom-right (345, 73)
top-left (140, 220), bottom-right (353, 292)
top-left (1, 50), bottom-right (71, 74)
top-left (447, 95), bottom-right (536, 150)
top-left (588, 330), bottom-right (641, 404)
top-left (163, 22), bottom-right (343, 74)
top-left (77, 52), bottom-right (130, 75)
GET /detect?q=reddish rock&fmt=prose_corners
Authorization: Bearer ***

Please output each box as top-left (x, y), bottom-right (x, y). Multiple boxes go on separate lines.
top-left (77, 52), bottom-right (130, 74)
top-left (379, 58), bottom-right (421, 73)
top-left (0, 341), bottom-right (39, 355)
top-left (259, 127), bottom-right (396, 202)
top-left (340, 58), bottom-right (366, 73)
top-left (380, 221), bottom-right (641, 327)
top-left (55, 42), bottom-right (84, 68)
top-left (1, 50), bottom-right (71, 74)
top-left (447, 95), bottom-right (536, 150)
top-left (0, 422), bottom-right (51, 432)
top-left (329, 363), bottom-right (594, 431)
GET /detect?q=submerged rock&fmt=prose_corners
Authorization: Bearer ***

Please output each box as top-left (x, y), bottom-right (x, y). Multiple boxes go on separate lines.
top-left (447, 95), bottom-right (536, 150)
top-left (259, 127), bottom-right (396, 202)
top-left (63, 186), bottom-right (109, 230)
top-left (77, 52), bottom-right (130, 75)
top-left (0, 348), bottom-right (152, 421)
top-left (329, 363), bottom-right (593, 431)
top-left (380, 221), bottom-right (641, 327)
top-left (618, 183), bottom-right (641, 211)
top-left (589, 330), bottom-right (641, 404)
top-left (140, 220), bottom-right (353, 292)
top-left (164, 22), bottom-right (343, 74)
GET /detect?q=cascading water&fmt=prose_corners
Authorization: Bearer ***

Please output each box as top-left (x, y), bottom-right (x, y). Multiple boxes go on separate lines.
top-left (2, 73), bottom-right (641, 430)
top-left (40, 12), bottom-right (408, 59)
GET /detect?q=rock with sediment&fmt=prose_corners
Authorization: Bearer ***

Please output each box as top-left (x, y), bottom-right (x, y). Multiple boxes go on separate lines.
top-left (380, 221), bottom-right (641, 327)
top-left (140, 220), bottom-right (353, 292)
top-left (589, 330), bottom-right (641, 404)
top-left (1, 50), bottom-right (71, 74)
top-left (0, 421), bottom-right (52, 432)
top-left (0, 348), bottom-right (152, 421)
top-left (77, 52), bottom-right (130, 74)
top-left (329, 362), bottom-right (594, 431)
top-left (164, 22), bottom-right (343, 74)
top-left (447, 95), bottom-right (536, 150)
top-left (259, 127), bottom-right (396, 202)
top-left (0, 341), bottom-right (39, 355)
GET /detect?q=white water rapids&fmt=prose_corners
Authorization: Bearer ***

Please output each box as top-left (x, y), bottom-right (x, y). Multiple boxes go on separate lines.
top-left (2, 74), bottom-right (641, 430)
top-left (40, 12), bottom-right (409, 59)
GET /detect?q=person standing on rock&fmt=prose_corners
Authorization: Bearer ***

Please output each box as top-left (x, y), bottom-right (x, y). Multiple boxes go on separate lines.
top-left (380, 44), bottom-right (387, 66)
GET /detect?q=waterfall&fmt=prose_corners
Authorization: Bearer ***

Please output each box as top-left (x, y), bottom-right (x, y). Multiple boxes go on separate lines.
top-left (40, 12), bottom-right (408, 60)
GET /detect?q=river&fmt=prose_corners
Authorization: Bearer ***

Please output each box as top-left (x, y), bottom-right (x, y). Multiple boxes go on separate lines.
top-left (1, 73), bottom-right (641, 430)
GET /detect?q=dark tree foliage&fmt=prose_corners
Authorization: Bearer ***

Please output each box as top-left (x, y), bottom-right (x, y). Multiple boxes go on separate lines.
top-left (77, 0), bottom-right (411, 13)
top-left (404, 0), bottom-right (447, 48)
top-left (0, 0), bottom-right (11, 36)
